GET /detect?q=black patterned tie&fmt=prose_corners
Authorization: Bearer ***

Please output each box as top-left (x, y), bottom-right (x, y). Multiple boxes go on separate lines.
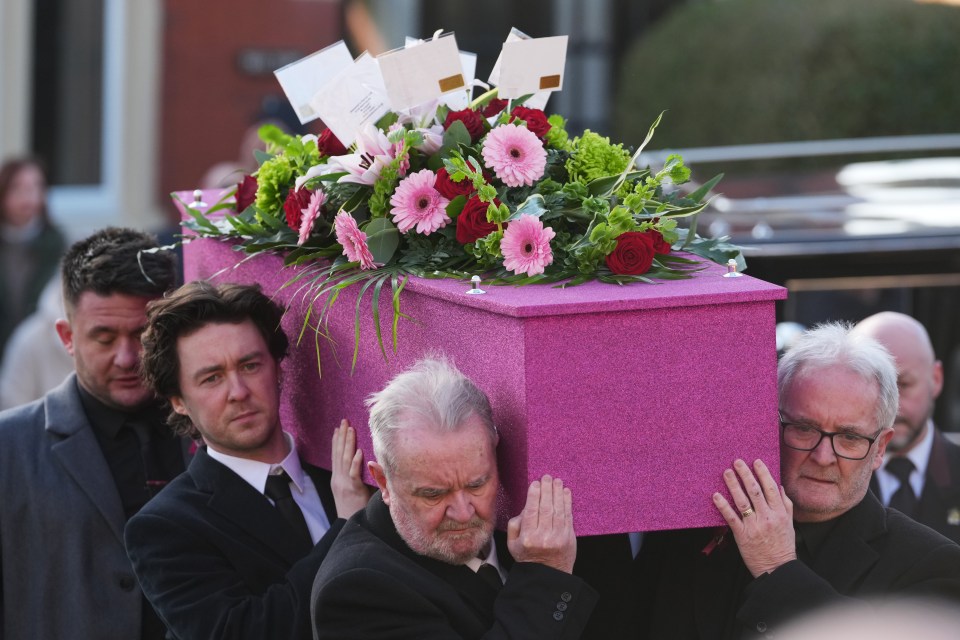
top-left (476, 562), bottom-right (503, 592)
top-left (264, 470), bottom-right (313, 546)
top-left (886, 457), bottom-right (919, 518)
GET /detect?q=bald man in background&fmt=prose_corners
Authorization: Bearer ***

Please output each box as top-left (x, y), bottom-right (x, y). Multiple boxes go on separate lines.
top-left (853, 311), bottom-right (960, 543)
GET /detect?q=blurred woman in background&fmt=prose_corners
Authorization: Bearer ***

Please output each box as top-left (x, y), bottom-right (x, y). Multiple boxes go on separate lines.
top-left (0, 156), bottom-right (65, 359)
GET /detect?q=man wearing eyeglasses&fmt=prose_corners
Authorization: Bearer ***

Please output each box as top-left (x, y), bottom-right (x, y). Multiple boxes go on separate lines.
top-left (636, 322), bottom-right (960, 639)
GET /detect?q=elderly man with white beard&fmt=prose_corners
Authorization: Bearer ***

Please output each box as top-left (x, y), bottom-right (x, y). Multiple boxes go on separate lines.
top-left (311, 357), bottom-right (598, 640)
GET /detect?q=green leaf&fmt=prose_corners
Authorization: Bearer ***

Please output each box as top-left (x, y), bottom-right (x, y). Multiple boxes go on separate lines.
top-left (686, 173), bottom-right (724, 203)
top-left (512, 194), bottom-right (547, 219)
top-left (611, 110), bottom-right (665, 195)
top-left (442, 120), bottom-right (472, 149)
top-left (446, 194), bottom-right (468, 219)
top-left (364, 217), bottom-right (400, 265)
top-left (253, 149), bottom-right (275, 167)
top-left (586, 170), bottom-right (649, 198)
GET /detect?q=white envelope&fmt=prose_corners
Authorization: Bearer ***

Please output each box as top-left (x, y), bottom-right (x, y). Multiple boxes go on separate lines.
top-left (274, 41), bottom-right (355, 124)
top-left (497, 35), bottom-right (568, 100)
top-left (404, 36), bottom-right (477, 111)
top-left (378, 34), bottom-right (467, 112)
top-left (309, 53), bottom-right (390, 148)
top-left (487, 29), bottom-right (558, 110)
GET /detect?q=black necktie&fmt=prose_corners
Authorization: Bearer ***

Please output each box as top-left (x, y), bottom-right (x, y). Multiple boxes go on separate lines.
top-left (886, 457), bottom-right (919, 518)
top-left (264, 470), bottom-right (313, 547)
top-left (476, 562), bottom-right (503, 593)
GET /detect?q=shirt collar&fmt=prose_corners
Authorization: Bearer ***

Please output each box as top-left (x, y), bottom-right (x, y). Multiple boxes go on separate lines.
top-left (464, 539), bottom-right (504, 579)
top-left (206, 432), bottom-right (303, 495)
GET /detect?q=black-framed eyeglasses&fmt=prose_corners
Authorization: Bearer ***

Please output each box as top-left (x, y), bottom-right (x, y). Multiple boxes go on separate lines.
top-left (778, 411), bottom-right (883, 461)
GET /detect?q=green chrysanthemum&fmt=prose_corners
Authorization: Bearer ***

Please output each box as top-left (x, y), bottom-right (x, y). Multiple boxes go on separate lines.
top-left (565, 130), bottom-right (632, 184)
top-left (254, 154), bottom-right (296, 220)
top-left (544, 114), bottom-right (571, 151)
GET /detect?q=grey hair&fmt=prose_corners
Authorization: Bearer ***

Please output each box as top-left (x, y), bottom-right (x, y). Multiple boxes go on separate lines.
top-left (365, 357), bottom-right (496, 473)
top-left (778, 322), bottom-right (898, 431)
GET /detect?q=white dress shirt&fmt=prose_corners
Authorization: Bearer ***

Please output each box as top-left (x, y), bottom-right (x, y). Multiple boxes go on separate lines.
top-left (465, 539), bottom-right (507, 583)
top-left (876, 420), bottom-right (935, 506)
top-left (207, 432), bottom-right (331, 543)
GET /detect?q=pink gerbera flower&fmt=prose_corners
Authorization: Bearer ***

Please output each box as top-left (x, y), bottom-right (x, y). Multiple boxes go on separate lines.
top-left (297, 189), bottom-right (327, 245)
top-left (334, 212), bottom-right (377, 270)
top-left (481, 123), bottom-right (547, 187)
top-left (500, 214), bottom-right (555, 276)
top-left (389, 169), bottom-right (450, 234)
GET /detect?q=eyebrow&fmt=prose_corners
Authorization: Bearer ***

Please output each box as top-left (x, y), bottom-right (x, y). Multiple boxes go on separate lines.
top-left (783, 414), bottom-right (871, 435)
top-left (190, 350), bottom-right (264, 380)
top-left (411, 475), bottom-right (491, 497)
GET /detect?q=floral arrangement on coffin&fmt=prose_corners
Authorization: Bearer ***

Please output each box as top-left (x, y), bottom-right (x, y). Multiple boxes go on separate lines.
top-left (183, 91), bottom-right (740, 362)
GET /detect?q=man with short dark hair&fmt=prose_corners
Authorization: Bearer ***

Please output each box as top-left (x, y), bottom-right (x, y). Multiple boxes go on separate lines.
top-left (311, 357), bottom-right (598, 640)
top-left (0, 227), bottom-right (181, 639)
top-left (853, 312), bottom-right (960, 544)
top-left (125, 280), bottom-right (370, 640)
top-left (637, 323), bottom-right (960, 639)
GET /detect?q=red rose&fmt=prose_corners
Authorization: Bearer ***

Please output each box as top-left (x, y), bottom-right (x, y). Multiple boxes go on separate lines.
top-left (648, 230), bottom-right (672, 254)
top-left (317, 128), bottom-right (348, 157)
top-left (606, 231), bottom-right (655, 275)
top-left (443, 108), bottom-right (486, 143)
top-left (435, 167), bottom-right (476, 200)
top-left (481, 98), bottom-right (508, 118)
top-left (283, 187), bottom-right (312, 231)
top-left (456, 196), bottom-right (501, 244)
top-left (235, 174), bottom-right (257, 212)
top-left (510, 106), bottom-right (551, 139)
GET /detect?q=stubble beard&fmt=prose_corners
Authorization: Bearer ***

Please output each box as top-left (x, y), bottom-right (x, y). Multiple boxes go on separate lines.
top-left (390, 500), bottom-right (494, 565)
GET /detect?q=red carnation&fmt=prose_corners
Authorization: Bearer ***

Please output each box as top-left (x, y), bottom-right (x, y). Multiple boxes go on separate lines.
top-left (606, 231), bottom-right (655, 275)
top-left (456, 196), bottom-right (501, 244)
top-left (443, 108), bottom-right (486, 143)
top-left (235, 174), bottom-right (257, 212)
top-left (481, 98), bottom-right (508, 118)
top-left (648, 229), bottom-right (672, 255)
top-left (283, 187), bottom-right (312, 231)
top-left (435, 167), bottom-right (476, 200)
top-left (317, 128), bottom-right (348, 157)
top-left (510, 106), bottom-right (551, 139)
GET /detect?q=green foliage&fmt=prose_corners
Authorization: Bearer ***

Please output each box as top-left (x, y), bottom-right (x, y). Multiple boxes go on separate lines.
top-left (566, 130), bottom-right (633, 184)
top-left (545, 114), bottom-right (572, 151)
top-left (616, 0), bottom-right (960, 147)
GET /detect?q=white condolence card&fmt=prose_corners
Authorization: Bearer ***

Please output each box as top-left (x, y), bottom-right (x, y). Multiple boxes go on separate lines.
top-left (309, 52), bottom-right (390, 147)
top-left (404, 36), bottom-right (478, 111)
top-left (274, 41), bottom-right (354, 124)
top-left (378, 33), bottom-right (466, 112)
top-left (497, 35), bottom-right (568, 100)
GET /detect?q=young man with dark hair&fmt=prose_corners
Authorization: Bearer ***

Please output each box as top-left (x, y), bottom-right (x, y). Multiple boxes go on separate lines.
top-left (0, 227), bottom-right (182, 639)
top-left (125, 280), bottom-right (370, 640)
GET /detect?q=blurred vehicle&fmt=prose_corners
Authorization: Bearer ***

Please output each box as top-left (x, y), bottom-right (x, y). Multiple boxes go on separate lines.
top-left (642, 134), bottom-right (960, 431)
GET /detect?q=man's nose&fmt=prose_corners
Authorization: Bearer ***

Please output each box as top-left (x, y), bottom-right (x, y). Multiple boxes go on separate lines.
top-left (114, 338), bottom-right (140, 369)
top-left (809, 433), bottom-right (838, 464)
top-left (227, 373), bottom-right (251, 402)
top-left (445, 491), bottom-right (476, 522)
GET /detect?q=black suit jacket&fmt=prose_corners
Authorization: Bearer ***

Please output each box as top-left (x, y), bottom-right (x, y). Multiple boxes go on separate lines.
top-left (311, 491), bottom-right (599, 639)
top-left (636, 492), bottom-right (960, 640)
top-left (870, 429), bottom-right (960, 544)
top-left (125, 447), bottom-right (344, 640)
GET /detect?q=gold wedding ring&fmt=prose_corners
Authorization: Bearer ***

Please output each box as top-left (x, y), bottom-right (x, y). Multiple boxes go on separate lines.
top-left (740, 507), bottom-right (755, 518)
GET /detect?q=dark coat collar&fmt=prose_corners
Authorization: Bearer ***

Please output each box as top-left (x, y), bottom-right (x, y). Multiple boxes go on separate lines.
top-left (361, 491), bottom-right (507, 622)
top-left (188, 447), bottom-right (319, 564)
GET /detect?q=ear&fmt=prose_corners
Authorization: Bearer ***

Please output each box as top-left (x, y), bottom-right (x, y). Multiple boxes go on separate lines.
top-left (932, 359), bottom-right (944, 400)
top-left (55, 318), bottom-right (75, 356)
top-left (170, 395), bottom-right (189, 417)
top-left (872, 428), bottom-right (895, 470)
top-left (368, 461), bottom-right (390, 504)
